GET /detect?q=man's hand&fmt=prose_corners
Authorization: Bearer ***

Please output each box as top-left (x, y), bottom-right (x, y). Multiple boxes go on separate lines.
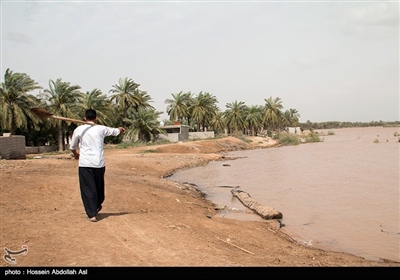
top-left (71, 150), bottom-right (79, 160)
top-left (119, 127), bottom-right (126, 134)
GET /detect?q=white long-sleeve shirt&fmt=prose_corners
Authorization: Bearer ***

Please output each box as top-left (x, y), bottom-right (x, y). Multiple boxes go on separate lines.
top-left (70, 124), bottom-right (121, 168)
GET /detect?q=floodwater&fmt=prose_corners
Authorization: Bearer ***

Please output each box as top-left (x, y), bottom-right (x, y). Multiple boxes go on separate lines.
top-left (168, 127), bottom-right (400, 263)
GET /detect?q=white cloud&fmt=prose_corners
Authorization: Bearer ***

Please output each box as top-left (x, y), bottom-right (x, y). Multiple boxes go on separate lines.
top-left (339, 2), bottom-right (399, 39)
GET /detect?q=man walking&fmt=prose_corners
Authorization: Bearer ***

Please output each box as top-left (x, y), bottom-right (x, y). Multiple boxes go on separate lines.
top-left (70, 109), bottom-right (126, 222)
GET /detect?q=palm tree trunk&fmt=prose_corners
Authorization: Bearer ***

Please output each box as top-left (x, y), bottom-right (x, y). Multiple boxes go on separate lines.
top-left (62, 129), bottom-right (66, 150)
top-left (10, 108), bottom-right (16, 135)
top-left (57, 124), bottom-right (63, 151)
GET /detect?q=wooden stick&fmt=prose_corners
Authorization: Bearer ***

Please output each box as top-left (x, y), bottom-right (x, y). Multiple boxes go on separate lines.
top-left (31, 108), bottom-right (96, 125)
top-left (49, 115), bottom-right (96, 125)
top-left (216, 237), bottom-right (255, 255)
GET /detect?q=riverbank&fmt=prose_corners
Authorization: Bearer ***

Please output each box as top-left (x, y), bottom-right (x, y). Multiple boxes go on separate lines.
top-left (1, 136), bottom-right (399, 268)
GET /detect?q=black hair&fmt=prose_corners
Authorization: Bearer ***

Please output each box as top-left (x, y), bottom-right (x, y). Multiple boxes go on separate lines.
top-left (85, 109), bottom-right (97, 121)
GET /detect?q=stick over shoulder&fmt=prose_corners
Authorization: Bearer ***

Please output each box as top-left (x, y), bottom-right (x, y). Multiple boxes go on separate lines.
top-left (31, 108), bottom-right (96, 125)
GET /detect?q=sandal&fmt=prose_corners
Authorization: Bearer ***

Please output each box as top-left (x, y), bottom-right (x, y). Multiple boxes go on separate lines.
top-left (96, 205), bottom-right (102, 214)
top-left (87, 216), bottom-right (98, 222)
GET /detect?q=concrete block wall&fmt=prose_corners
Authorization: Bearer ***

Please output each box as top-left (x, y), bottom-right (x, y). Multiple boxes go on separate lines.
top-left (157, 133), bottom-right (180, 142)
top-left (25, 145), bottom-right (58, 154)
top-left (157, 131), bottom-right (215, 142)
top-left (0, 135), bottom-right (26, 160)
top-left (189, 131), bottom-right (215, 140)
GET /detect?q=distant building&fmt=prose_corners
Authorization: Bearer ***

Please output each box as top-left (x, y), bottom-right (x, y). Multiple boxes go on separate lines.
top-left (286, 127), bottom-right (302, 134)
top-left (158, 124), bottom-right (215, 142)
top-left (158, 124), bottom-right (190, 142)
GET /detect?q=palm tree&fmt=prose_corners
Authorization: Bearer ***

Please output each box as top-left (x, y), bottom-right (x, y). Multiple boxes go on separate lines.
top-left (264, 96), bottom-right (284, 131)
top-left (287, 108), bottom-right (300, 127)
top-left (224, 100), bottom-right (247, 135)
top-left (109, 78), bottom-right (153, 126)
top-left (41, 78), bottom-right (83, 151)
top-left (82, 88), bottom-right (112, 126)
top-left (164, 91), bottom-right (192, 124)
top-left (123, 107), bottom-right (167, 142)
top-left (245, 105), bottom-right (264, 136)
top-left (0, 68), bottom-right (42, 134)
top-left (132, 90), bottom-right (155, 111)
top-left (161, 118), bottom-right (173, 126)
top-left (209, 110), bottom-right (226, 135)
top-left (190, 91), bottom-right (218, 132)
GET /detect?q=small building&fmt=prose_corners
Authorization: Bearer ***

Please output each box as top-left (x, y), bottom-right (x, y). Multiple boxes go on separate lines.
top-left (286, 127), bottom-right (302, 134)
top-left (158, 124), bottom-right (190, 142)
top-left (158, 124), bottom-right (215, 142)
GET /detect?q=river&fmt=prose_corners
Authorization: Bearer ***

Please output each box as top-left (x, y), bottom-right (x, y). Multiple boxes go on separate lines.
top-left (167, 127), bottom-right (400, 263)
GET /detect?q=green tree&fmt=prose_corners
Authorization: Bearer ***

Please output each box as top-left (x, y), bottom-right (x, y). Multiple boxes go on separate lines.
top-left (109, 78), bottom-right (154, 127)
top-left (164, 91), bottom-right (193, 124)
top-left (224, 100), bottom-right (247, 135)
top-left (245, 105), bottom-right (264, 136)
top-left (287, 108), bottom-right (300, 126)
top-left (161, 119), bottom-right (173, 126)
top-left (82, 88), bottom-right (113, 126)
top-left (190, 91), bottom-right (218, 132)
top-left (264, 96), bottom-right (284, 131)
top-left (0, 68), bottom-right (42, 134)
top-left (41, 78), bottom-right (83, 151)
top-left (124, 107), bottom-right (167, 142)
top-left (209, 110), bottom-right (226, 135)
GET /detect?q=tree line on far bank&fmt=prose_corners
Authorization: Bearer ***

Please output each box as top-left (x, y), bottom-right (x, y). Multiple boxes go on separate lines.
top-left (1, 68), bottom-right (398, 151)
top-left (300, 120), bottom-right (400, 131)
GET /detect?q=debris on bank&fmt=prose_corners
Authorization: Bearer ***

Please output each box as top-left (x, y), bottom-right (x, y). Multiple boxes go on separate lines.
top-left (231, 189), bottom-right (283, 220)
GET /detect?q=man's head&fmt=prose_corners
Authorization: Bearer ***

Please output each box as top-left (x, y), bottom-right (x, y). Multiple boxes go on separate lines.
top-left (84, 109), bottom-right (97, 121)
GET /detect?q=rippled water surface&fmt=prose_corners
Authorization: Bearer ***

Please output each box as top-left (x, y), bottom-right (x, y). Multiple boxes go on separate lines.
top-left (168, 127), bottom-right (400, 262)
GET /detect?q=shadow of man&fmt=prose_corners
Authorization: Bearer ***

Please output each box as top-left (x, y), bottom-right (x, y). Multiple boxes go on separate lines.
top-left (97, 212), bottom-right (131, 221)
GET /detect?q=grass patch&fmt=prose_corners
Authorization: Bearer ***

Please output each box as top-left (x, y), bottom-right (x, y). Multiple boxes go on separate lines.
top-left (114, 139), bottom-right (171, 149)
top-left (115, 142), bottom-right (142, 149)
top-left (141, 149), bottom-right (161, 153)
top-left (235, 135), bottom-right (253, 143)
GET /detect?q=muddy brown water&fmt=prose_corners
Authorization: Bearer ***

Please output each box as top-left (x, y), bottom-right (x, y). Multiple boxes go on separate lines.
top-left (168, 127), bottom-right (400, 263)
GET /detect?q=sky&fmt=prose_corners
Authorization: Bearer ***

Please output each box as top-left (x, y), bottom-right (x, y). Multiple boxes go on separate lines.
top-left (1, 0), bottom-right (399, 123)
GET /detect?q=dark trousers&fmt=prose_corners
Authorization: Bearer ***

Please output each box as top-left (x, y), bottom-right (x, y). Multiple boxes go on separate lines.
top-left (78, 167), bottom-right (106, 218)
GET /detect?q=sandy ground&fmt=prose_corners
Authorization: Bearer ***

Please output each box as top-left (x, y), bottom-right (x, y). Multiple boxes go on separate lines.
top-left (1, 135), bottom-right (399, 271)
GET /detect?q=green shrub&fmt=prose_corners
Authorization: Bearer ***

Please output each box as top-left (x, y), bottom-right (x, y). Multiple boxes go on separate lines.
top-left (278, 134), bottom-right (301, 146)
top-left (328, 130), bottom-right (335, 135)
top-left (305, 132), bottom-right (322, 143)
top-left (374, 139), bottom-right (379, 143)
